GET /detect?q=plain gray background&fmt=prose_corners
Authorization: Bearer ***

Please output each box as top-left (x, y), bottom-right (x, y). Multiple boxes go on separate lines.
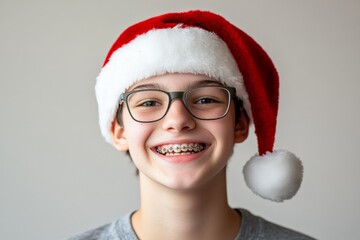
top-left (1, 1), bottom-right (359, 239)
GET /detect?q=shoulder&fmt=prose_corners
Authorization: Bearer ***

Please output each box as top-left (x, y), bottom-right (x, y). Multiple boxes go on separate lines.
top-left (67, 212), bottom-right (137, 240)
top-left (236, 208), bottom-right (316, 240)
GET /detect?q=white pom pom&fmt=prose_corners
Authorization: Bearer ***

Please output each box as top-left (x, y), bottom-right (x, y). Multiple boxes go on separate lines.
top-left (243, 150), bottom-right (303, 202)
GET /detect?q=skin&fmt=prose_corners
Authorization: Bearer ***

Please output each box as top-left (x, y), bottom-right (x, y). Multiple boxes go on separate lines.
top-left (111, 73), bottom-right (249, 240)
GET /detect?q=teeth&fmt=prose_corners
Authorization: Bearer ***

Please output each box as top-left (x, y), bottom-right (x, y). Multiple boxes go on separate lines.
top-left (156, 143), bottom-right (206, 155)
top-left (173, 144), bottom-right (181, 153)
top-left (181, 144), bottom-right (188, 152)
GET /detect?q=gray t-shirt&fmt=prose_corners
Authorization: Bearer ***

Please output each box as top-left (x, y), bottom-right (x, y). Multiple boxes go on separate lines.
top-left (69, 208), bottom-right (315, 240)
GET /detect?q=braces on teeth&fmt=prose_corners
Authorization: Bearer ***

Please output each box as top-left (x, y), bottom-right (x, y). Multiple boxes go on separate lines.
top-left (156, 143), bottom-right (206, 155)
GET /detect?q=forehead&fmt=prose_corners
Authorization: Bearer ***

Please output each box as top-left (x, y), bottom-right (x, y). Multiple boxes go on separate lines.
top-left (127, 73), bottom-right (221, 91)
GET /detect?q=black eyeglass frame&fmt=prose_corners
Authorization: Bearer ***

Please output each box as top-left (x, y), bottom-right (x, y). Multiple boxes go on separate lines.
top-left (117, 86), bottom-right (237, 123)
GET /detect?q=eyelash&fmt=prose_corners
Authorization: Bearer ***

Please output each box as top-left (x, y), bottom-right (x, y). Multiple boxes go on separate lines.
top-left (194, 97), bottom-right (218, 104)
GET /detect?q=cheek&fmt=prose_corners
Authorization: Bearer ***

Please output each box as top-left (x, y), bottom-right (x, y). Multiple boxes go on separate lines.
top-left (214, 110), bottom-right (236, 139)
top-left (209, 114), bottom-right (237, 154)
top-left (214, 121), bottom-right (236, 146)
top-left (122, 116), bottom-right (156, 156)
top-left (124, 123), bottom-right (152, 144)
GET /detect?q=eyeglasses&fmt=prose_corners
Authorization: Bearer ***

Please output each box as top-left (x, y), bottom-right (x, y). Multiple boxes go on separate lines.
top-left (118, 85), bottom-right (236, 123)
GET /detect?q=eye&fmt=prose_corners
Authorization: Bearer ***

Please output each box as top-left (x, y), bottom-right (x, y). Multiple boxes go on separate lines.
top-left (194, 97), bottom-right (218, 104)
top-left (138, 100), bottom-right (161, 107)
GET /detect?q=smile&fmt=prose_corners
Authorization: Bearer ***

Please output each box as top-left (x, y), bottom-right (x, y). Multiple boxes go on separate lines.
top-left (156, 143), bottom-right (206, 156)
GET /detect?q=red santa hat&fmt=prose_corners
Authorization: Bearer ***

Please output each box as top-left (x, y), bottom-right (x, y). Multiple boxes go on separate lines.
top-left (95, 10), bottom-right (303, 202)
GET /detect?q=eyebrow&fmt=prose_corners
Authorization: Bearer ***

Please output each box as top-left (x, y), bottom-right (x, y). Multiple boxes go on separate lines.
top-left (130, 79), bottom-right (222, 92)
top-left (130, 83), bottom-right (161, 91)
top-left (189, 79), bottom-right (223, 88)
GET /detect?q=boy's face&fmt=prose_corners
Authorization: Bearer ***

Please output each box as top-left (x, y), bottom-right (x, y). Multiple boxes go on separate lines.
top-left (111, 73), bottom-right (249, 190)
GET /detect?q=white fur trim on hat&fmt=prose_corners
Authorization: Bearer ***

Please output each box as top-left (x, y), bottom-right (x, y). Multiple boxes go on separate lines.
top-left (95, 26), bottom-right (251, 144)
top-left (243, 150), bottom-right (303, 202)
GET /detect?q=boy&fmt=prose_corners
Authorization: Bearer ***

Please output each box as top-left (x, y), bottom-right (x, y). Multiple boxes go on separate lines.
top-left (71, 10), bottom-right (313, 240)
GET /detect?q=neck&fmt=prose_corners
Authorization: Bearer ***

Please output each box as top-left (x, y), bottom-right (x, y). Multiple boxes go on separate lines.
top-left (132, 169), bottom-right (241, 240)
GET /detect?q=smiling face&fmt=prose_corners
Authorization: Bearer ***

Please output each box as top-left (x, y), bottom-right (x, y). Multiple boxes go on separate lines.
top-left (111, 73), bottom-right (249, 191)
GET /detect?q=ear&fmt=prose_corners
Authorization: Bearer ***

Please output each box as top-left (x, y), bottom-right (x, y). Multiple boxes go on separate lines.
top-left (110, 119), bottom-right (129, 152)
top-left (234, 108), bottom-right (249, 143)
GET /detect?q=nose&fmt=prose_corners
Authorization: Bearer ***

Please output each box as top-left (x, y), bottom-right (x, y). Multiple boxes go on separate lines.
top-left (161, 99), bottom-right (196, 132)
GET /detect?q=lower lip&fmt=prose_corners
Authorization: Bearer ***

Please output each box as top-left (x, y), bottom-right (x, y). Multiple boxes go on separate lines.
top-left (153, 148), bottom-right (208, 164)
